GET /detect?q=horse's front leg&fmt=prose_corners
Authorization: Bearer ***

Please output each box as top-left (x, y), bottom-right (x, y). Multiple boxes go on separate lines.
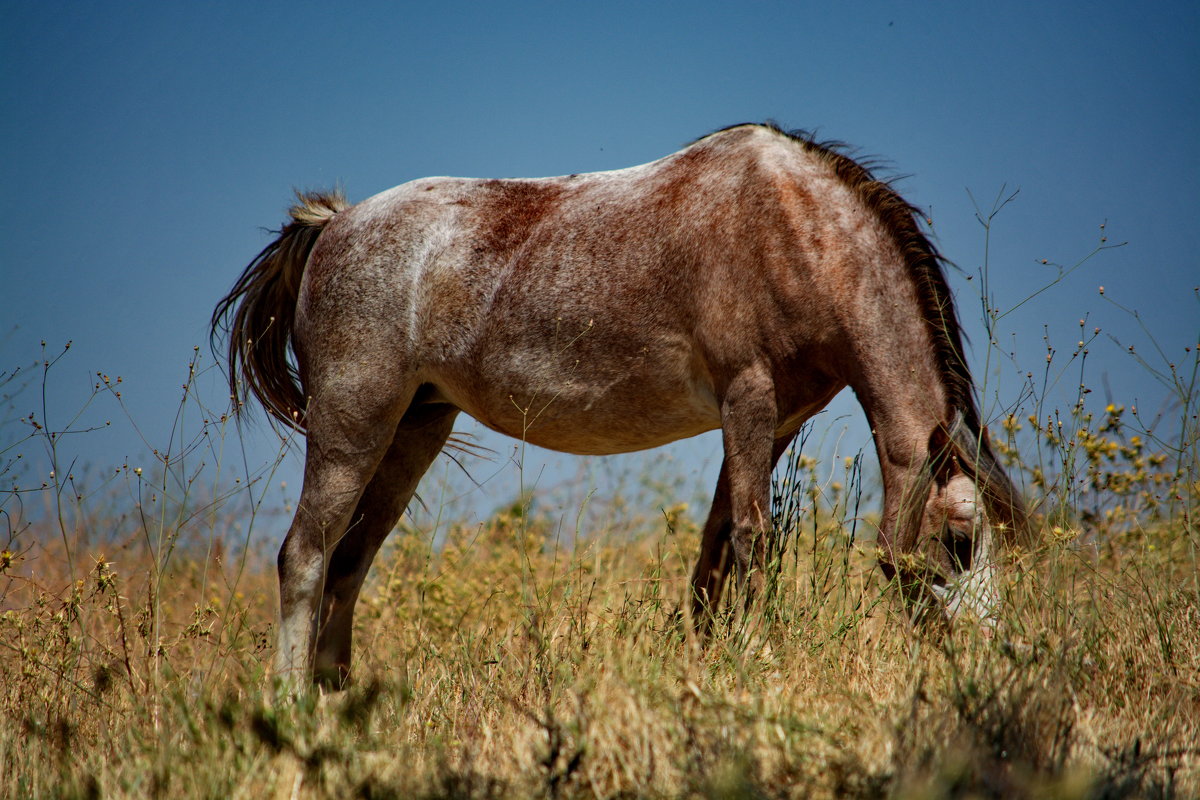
top-left (690, 462), bottom-right (733, 626)
top-left (691, 431), bottom-right (796, 628)
top-left (717, 365), bottom-right (778, 601)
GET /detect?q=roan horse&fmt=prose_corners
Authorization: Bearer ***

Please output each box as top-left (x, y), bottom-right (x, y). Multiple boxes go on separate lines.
top-left (213, 123), bottom-right (1027, 687)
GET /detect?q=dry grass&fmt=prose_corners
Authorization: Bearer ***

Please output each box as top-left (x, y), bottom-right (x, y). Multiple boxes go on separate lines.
top-left (2, 449), bottom-right (1197, 798)
top-left (2, 281), bottom-right (1197, 797)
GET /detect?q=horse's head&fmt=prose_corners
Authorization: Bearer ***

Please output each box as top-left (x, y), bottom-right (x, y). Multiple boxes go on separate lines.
top-left (914, 411), bottom-right (1027, 622)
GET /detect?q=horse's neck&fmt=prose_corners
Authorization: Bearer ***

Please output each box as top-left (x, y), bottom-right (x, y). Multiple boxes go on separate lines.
top-left (849, 326), bottom-right (955, 546)
top-left (851, 327), bottom-right (953, 470)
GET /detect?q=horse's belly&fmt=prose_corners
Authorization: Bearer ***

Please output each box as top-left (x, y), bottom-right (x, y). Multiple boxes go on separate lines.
top-left (490, 401), bottom-right (719, 455)
top-left (435, 363), bottom-right (721, 456)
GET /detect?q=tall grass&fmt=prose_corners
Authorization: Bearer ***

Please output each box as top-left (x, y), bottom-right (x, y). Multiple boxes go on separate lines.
top-left (1, 257), bottom-right (1196, 798)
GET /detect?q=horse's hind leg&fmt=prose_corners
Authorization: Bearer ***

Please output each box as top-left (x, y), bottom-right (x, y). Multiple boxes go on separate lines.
top-left (275, 382), bottom-right (418, 684)
top-left (312, 403), bottom-right (458, 687)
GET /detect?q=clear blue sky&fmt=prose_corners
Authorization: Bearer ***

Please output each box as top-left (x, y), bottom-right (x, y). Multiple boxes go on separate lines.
top-left (2, 2), bottom-right (1197, 536)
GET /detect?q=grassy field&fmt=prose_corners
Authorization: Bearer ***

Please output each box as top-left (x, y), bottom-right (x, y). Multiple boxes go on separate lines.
top-left (3, 304), bottom-right (1198, 798)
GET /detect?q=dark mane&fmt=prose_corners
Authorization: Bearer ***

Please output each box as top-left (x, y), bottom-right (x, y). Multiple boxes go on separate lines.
top-left (702, 122), bottom-right (981, 435)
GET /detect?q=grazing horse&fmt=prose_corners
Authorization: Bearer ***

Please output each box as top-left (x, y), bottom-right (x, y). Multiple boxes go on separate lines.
top-left (213, 123), bottom-right (1027, 687)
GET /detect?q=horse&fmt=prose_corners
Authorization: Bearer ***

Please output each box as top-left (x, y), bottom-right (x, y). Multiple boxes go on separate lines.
top-left (212, 123), bottom-right (1028, 687)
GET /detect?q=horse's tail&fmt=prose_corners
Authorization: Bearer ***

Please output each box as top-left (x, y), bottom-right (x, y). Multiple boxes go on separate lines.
top-left (211, 189), bottom-right (349, 429)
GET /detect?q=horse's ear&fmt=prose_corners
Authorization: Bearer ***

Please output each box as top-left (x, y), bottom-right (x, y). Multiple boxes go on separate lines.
top-left (927, 422), bottom-right (957, 484)
top-left (981, 425), bottom-right (991, 448)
